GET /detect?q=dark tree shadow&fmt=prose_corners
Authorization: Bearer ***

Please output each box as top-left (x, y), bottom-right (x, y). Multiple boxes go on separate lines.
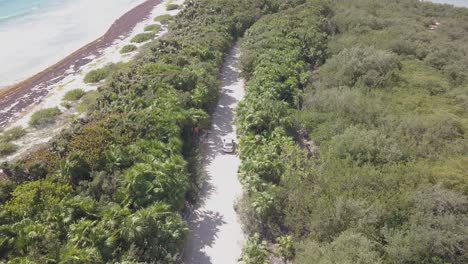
top-left (183, 211), bottom-right (226, 264)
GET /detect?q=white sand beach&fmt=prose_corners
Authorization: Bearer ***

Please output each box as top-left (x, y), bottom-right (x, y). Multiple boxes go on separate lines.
top-left (0, 0), bottom-right (185, 162)
top-left (0, 0), bottom-right (146, 88)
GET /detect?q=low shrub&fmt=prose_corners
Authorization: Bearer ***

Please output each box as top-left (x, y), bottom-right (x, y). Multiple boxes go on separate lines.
top-left (0, 142), bottom-right (17, 156)
top-left (326, 126), bottom-right (405, 166)
top-left (63, 89), bottom-right (85, 101)
top-left (144, 24), bottom-right (161, 32)
top-left (23, 148), bottom-right (62, 175)
top-left (0, 181), bottom-right (15, 203)
top-left (120, 44), bottom-right (138, 54)
top-left (295, 231), bottom-right (383, 264)
top-left (76, 91), bottom-right (99, 113)
top-left (29, 107), bottom-right (61, 128)
top-left (130, 33), bottom-right (154, 43)
top-left (68, 121), bottom-right (113, 169)
top-left (241, 234), bottom-right (269, 264)
top-left (84, 65), bottom-right (114, 83)
top-left (1, 126), bottom-right (27, 142)
top-left (166, 4), bottom-right (179, 11)
top-left (154, 14), bottom-right (173, 25)
top-left (318, 46), bottom-right (401, 89)
top-left (276, 235), bottom-right (295, 261)
top-left (61, 101), bottom-right (72, 109)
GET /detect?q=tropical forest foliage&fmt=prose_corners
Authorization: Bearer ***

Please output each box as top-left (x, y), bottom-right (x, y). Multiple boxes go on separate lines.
top-left (1, 0), bottom-right (467, 263)
top-left (0, 0), bottom-right (271, 262)
top-left (237, 0), bottom-right (468, 263)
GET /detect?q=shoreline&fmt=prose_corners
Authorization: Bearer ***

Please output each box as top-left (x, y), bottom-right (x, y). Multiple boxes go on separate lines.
top-left (0, 0), bottom-right (163, 128)
top-left (0, 0), bottom-right (183, 163)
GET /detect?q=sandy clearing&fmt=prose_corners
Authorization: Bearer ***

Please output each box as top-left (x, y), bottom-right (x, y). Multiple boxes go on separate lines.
top-left (183, 42), bottom-right (245, 264)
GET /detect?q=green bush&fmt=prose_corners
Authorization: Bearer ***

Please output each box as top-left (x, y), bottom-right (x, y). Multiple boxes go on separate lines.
top-left (326, 126), bottom-right (405, 166)
top-left (84, 65), bottom-right (114, 83)
top-left (1, 126), bottom-right (27, 142)
top-left (0, 142), bottom-right (17, 156)
top-left (276, 235), bottom-right (295, 261)
top-left (237, 2), bottom-right (330, 242)
top-left (241, 234), bottom-right (269, 264)
top-left (166, 4), bottom-right (179, 11)
top-left (384, 187), bottom-right (468, 264)
top-left (120, 44), bottom-right (138, 54)
top-left (63, 89), bottom-right (85, 101)
top-left (233, 1), bottom-right (468, 264)
top-left (318, 46), bottom-right (401, 89)
top-left (130, 33), bottom-right (154, 43)
top-left (144, 24), bottom-right (162, 32)
top-left (295, 231), bottom-right (384, 264)
top-left (154, 14), bottom-right (173, 25)
top-left (76, 91), bottom-right (99, 113)
top-left (0, 181), bottom-right (15, 203)
top-left (29, 107), bottom-right (61, 128)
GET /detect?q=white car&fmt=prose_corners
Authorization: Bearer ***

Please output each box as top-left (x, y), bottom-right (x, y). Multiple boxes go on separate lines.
top-left (222, 137), bottom-right (236, 153)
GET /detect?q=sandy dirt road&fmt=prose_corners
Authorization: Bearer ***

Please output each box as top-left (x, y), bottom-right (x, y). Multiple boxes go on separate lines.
top-left (183, 42), bottom-right (245, 264)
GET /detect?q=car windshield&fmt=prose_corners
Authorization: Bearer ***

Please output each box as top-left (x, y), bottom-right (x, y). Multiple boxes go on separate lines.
top-left (225, 142), bottom-right (233, 147)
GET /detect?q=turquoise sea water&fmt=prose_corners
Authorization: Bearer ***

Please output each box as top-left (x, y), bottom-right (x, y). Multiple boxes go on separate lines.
top-left (0, 0), bottom-right (143, 87)
top-left (0, 0), bottom-right (42, 20)
top-left (0, 0), bottom-right (63, 22)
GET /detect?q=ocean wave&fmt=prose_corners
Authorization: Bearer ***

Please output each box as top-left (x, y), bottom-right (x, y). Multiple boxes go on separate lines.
top-left (0, 10), bottom-right (32, 22)
top-left (0, 10), bottom-right (33, 22)
top-left (0, 0), bottom-right (43, 23)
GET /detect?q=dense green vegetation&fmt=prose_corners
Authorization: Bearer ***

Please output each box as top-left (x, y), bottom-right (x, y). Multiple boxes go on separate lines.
top-left (237, 0), bottom-right (331, 261)
top-left (29, 107), bottom-right (62, 128)
top-left (0, 0), bottom-right (275, 262)
top-left (238, 0), bottom-right (468, 263)
top-left (241, 234), bottom-right (269, 264)
top-left (2, 0), bottom-right (467, 263)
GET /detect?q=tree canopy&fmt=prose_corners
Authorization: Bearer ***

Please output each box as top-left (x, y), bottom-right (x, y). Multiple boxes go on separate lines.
top-left (0, 0), bottom-right (277, 262)
top-left (237, 0), bottom-right (468, 263)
